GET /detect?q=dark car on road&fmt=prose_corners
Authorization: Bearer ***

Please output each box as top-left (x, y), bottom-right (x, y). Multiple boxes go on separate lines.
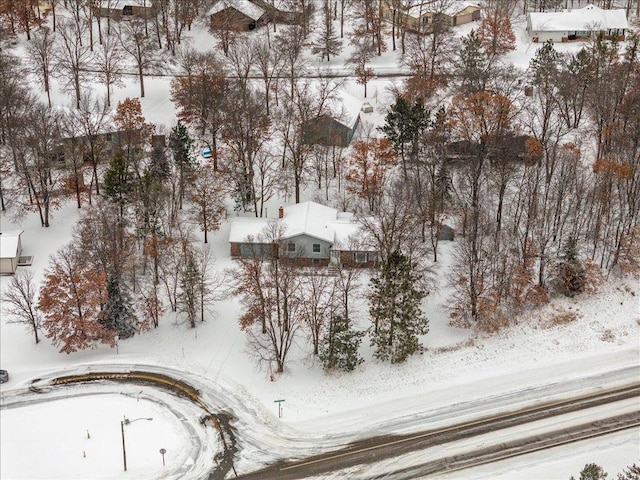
top-left (0, 369), bottom-right (8, 383)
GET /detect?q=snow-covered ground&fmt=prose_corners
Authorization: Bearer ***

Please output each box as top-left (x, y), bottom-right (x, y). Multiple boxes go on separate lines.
top-left (1, 179), bottom-right (638, 479)
top-left (1, 7), bottom-right (640, 480)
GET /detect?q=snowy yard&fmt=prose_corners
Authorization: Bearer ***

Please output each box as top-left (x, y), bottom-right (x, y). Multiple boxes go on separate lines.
top-left (1, 1), bottom-right (640, 479)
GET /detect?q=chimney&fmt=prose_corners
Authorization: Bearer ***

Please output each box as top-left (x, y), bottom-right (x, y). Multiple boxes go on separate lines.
top-left (278, 205), bottom-right (284, 219)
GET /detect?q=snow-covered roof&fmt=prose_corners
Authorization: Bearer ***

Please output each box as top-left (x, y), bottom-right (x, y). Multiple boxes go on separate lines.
top-left (98, 0), bottom-right (149, 8)
top-left (0, 231), bottom-right (23, 258)
top-left (329, 213), bottom-right (366, 246)
top-left (228, 217), bottom-right (272, 243)
top-left (207, 0), bottom-right (266, 20)
top-left (330, 90), bottom-right (363, 129)
top-left (528, 5), bottom-right (628, 32)
top-left (229, 202), bottom-right (373, 247)
top-left (407, 1), bottom-right (481, 18)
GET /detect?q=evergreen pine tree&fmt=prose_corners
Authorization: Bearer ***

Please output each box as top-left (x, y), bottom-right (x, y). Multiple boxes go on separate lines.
top-left (556, 236), bottom-right (586, 296)
top-left (319, 315), bottom-right (364, 372)
top-left (617, 464), bottom-right (640, 480)
top-left (570, 463), bottom-right (608, 480)
top-left (180, 251), bottom-right (201, 328)
top-left (529, 39), bottom-right (560, 88)
top-left (435, 161), bottom-right (452, 203)
top-left (100, 274), bottom-right (137, 339)
top-left (318, 0), bottom-right (342, 61)
top-left (169, 121), bottom-right (194, 210)
top-left (369, 250), bottom-right (429, 363)
top-left (457, 30), bottom-right (491, 95)
top-left (381, 96), bottom-right (431, 177)
top-left (149, 142), bottom-right (170, 182)
top-left (103, 152), bottom-right (134, 214)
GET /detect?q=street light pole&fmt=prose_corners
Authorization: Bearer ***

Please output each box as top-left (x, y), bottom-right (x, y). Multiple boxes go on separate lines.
top-left (121, 420), bottom-right (127, 472)
top-left (121, 417), bottom-right (153, 472)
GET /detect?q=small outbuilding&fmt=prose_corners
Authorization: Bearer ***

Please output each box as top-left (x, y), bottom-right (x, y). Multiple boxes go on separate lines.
top-left (301, 91), bottom-right (363, 148)
top-left (0, 231), bottom-right (24, 275)
top-left (527, 4), bottom-right (628, 43)
top-left (208, 0), bottom-right (269, 31)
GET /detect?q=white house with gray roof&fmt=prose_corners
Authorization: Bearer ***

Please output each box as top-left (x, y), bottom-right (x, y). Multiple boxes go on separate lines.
top-left (229, 202), bottom-right (377, 268)
top-left (527, 4), bottom-right (628, 43)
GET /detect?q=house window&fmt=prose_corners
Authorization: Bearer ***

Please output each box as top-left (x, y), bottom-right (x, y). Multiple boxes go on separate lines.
top-left (312, 244), bottom-right (321, 253)
top-left (353, 252), bottom-right (368, 263)
top-left (240, 244), bottom-right (271, 258)
top-left (287, 242), bottom-right (296, 253)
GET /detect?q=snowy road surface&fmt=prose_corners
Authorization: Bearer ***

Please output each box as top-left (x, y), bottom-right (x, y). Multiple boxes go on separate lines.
top-left (2, 361), bottom-right (638, 479)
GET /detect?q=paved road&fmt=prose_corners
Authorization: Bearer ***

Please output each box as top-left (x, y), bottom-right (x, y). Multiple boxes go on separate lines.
top-left (236, 384), bottom-right (640, 479)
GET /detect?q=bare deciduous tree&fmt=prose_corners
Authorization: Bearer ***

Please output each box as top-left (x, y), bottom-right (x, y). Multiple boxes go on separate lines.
top-left (4, 271), bottom-right (42, 344)
top-left (26, 27), bottom-right (56, 108)
top-left (235, 222), bottom-right (303, 374)
top-left (95, 32), bottom-right (124, 107)
top-left (55, 18), bottom-right (92, 109)
top-left (120, 18), bottom-right (155, 98)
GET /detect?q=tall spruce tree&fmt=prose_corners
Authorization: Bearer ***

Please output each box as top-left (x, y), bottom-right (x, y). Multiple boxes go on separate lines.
top-left (381, 96), bottom-right (431, 178)
top-left (369, 250), bottom-right (429, 363)
top-left (100, 274), bottom-right (137, 339)
top-left (570, 463), bottom-right (609, 480)
top-left (103, 152), bottom-right (134, 216)
top-left (180, 251), bottom-right (201, 328)
top-left (317, 0), bottom-right (342, 61)
top-left (617, 463), bottom-right (640, 480)
top-left (319, 315), bottom-right (364, 372)
top-left (169, 121), bottom-right (194, 210)
top-left (555, 236), bottom-right (586, 296)
top-left (456, 30), bottom-right (491, 95)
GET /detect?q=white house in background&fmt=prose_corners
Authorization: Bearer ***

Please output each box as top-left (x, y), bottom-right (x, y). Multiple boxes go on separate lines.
top-left (229, 202), bottom-right (377, 268)
top-left (527, 4), bottom-right (628, 43)
top-left (0, 231), bottom-right (23, 275)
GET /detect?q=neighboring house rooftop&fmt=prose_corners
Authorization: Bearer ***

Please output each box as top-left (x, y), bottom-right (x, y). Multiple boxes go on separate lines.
top-left (528, 4), bottom-right (628, 32)
top-left (97, 0), bottom-right (149, 8)
top-left (407, 1), bottom-right (481, 18)
top-left (330, 90), bottom-right (363, 129)
top-left (207, 0), bottom-right (266, 20)
top-left (0, 231), bottom-right (23, 259)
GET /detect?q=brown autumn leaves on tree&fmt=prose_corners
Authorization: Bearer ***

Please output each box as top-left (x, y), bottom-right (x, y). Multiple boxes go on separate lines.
top-left (346, 137), bottom-right (397, 213)
top-left (0, 0), bottom-right (45, 41)
top-left (38, 245), bottom-right (115, 354)
top-left (477, 12), bottom-right (516, 58)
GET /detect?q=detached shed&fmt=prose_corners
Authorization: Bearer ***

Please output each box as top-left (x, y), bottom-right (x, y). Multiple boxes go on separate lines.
top-left (0, 231), bottom-right (23, 275)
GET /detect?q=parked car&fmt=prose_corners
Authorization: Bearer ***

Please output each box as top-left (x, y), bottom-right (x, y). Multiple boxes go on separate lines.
top-left (0, 369), bottom-right (8, 383)
top-left (201, 147), bottom-right (212, 159)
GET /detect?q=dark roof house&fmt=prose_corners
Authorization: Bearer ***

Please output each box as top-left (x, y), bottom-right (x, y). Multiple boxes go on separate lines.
top-left (301, 91), bottom-right (363, 148)
top-left (208, 0), bottom-right (269, 31)
top-left (93, 0), bottom-right (157, 19)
